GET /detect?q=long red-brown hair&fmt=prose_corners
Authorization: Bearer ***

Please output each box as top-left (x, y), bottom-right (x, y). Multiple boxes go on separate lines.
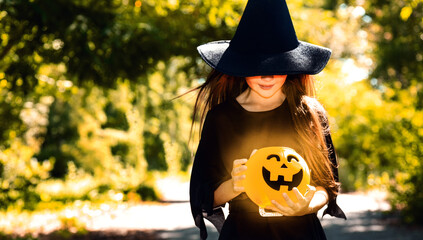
top-left (191, 69), bottom-right (339, 200)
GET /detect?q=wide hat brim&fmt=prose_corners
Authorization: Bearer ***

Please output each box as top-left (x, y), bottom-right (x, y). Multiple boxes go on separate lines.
top-left (197, 40), bottom-right (331, 77)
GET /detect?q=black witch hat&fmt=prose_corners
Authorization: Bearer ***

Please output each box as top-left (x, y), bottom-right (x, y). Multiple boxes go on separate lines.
top-left (197, 0), bottom-right (331, 77)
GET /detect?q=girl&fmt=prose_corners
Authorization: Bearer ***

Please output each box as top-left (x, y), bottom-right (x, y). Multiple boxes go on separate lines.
top-left (190, 0), bottom-right (346, 239)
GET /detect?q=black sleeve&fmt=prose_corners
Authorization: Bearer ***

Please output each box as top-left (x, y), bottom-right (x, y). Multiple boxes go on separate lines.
top-left (322, 131), bottom-right (347, 220)
top-left (315, 104), bottom-right (346, 220)
top-left (189, 111), bottom-right (231, 239)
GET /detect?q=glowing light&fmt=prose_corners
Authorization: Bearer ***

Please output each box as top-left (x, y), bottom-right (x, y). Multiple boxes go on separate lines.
top-left (384, 32), bottom-right (393, 40)
top-left (341, 58), bottom-right (368, 84)
top-left (112, 192), bottom-right (124, 201)
top-left (0, 79), bottom-right (7, 88)
top-left (400, 6), bottom-right (412, 21)
top-left (135, 0), bottom-right (142, 8)
top-left (100, 204), bottom-right (110, 211)
top-left (352, 6), bottom-right (365, 18)
top-left (52, 39), bottom-right (64, 50)
top-left (362, 15), bottom-right (372, 23)
top-left (156, 176), bottom-right (189, 201)
top-left (65, 209), bottom-right (76, 218)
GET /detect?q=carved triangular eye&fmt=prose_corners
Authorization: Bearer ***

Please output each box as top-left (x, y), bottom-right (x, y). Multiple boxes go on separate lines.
top-left (287, 155), bottom-right (299, 162)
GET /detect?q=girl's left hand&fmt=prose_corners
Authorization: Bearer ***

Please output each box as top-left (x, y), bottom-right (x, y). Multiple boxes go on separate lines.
top-left (268, 185), bottom-right (316, 216)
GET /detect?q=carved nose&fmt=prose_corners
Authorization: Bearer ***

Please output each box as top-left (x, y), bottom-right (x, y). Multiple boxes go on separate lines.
top-left (281, 164), bottom-right (288, 168)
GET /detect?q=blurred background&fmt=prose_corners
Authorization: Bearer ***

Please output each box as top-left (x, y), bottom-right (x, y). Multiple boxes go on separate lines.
top-left (0, 0), bottom-right (422, 239)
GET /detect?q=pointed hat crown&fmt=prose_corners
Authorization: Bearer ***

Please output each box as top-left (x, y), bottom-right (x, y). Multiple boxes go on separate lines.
top-left (230, 0), bottom-right (299, 54)
top-left (197, 0), bottom-right (331, 77)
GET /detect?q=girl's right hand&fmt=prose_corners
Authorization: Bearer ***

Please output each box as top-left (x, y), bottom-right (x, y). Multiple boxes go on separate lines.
top-left (231, 149), bottom-right (257, 193)
top-left (231, 158), bottom-right (248, 193)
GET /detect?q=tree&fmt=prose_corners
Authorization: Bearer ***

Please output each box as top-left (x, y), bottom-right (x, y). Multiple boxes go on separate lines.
top-left (0, 0), bottom-right (245, 145)
top-left (0, 0), bottom-right (247, 204)
top-left (324, 0), bottom-right (423, 224)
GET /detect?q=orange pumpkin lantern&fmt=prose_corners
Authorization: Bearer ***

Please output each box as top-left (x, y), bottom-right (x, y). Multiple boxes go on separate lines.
top-left (244, 147), bottom-right (311, 209)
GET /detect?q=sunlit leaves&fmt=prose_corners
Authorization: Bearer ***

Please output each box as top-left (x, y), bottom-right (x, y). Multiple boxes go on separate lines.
top-left (400, 6), bottom-right (413, 21)
top-left (0, 140), bottom-right (52, 209)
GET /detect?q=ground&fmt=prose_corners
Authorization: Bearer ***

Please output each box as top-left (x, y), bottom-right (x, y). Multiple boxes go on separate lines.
top-left (3, 178), bottom-right (423, 240)
top-left (75, 190), bottom-right (423, 240)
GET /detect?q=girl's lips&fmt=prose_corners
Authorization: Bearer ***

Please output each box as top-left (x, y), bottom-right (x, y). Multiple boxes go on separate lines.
top-left (259, 84), bottom-right (274, 90)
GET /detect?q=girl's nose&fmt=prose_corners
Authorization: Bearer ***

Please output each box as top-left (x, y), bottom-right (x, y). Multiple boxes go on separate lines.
top-left (261, 75), bottom-right (274, 82)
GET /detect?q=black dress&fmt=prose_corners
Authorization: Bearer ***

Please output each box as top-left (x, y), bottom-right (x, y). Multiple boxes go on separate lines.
top-left (190, 98), bottom-right (346, 240)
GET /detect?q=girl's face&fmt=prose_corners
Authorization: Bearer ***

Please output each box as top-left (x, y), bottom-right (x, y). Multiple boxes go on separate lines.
top-left (245, 75), bottom-right (287, 99)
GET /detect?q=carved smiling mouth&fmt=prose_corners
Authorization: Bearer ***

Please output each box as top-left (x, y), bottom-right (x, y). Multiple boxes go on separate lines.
top-left (262, 167), bottom-right (303, 191)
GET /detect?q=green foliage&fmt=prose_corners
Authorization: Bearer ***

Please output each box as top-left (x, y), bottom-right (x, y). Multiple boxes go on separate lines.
top-left (320, 62), bottom-right (423, 223)
top-left (364, 0), bottom-right (423, 91)
top-left (111, 143), bottom-right (130, 163)
top-left (0, 234), bottom-right (38, 240)
top-left (390, 167), bottom-right (423, 224)
top-left (0, 83), bottom-right (26, 147)
top-left (319, 0), bottom-right (423, 224)
top-left (361, 0), bottom-right (423, 224)
top-left (35, 98), bottom-right (79, 178)
top-left (143, 131), bottom-right (167, 171)
top-left (0, 0), bottom-right (146, 89)
top-left (0, 0), bottom-right (242, 208)
top-left (0, 140), bottom-right (52, 210)
top-left (135, 184), bottom-right (159, 201)
top-left (101, 102), bottom-right (129, 131)
top-left (330, 0), bottom-right (423, 96)
top-left (0, 0), bottom-right (244, 92)
top-left (180, 142), bottom-right (192, 171)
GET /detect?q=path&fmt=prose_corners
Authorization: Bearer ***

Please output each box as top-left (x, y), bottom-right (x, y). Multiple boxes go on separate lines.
top-left (79, 179), bottom-right (423, 240)
top-left (4, 177), bottom-right (423, 239)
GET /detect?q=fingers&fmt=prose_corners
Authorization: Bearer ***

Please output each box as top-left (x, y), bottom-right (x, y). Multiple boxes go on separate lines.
top-left (282, 192), bottom-right (296, 209)
top-left (232, 158), bottom-right (247, 177)
top-left (265, 205), bottom-right (280, 212)
top-left (233, 185), bottom-right (245, 192)
top-left (233, 158), bottom-right (247, 168)
top-left (232, 165), bottom-right (247, 176)
top-left (233, 174), bottom-right (246, 182)
top-left (304, 185), bottom-right (316, 202)
top-left (232, 159), bottom-right (247, 193)
top-left (232, 175), bottom-right (245, 193)
top-left (272, 186), bottom-right (317, 216)
top-left (292, 187), bottom-right (304, 203)
top-left (271, 200), bottom-right (291, 215)
top-left (266, 205), bottom-right (286, 215)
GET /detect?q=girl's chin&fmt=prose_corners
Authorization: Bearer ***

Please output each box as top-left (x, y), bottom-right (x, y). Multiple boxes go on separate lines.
top-left (256, 91), bottom-right (279, 99)
top-left (259, 94), bottom-right (276, 99)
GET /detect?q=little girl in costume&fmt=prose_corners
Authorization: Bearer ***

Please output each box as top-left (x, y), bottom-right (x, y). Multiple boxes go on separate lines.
top-left (189, 0), bottom-right (346, 239)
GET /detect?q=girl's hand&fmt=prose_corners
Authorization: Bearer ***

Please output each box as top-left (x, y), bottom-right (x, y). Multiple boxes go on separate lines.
top-left (231, 149), bottom-right (257, 194)
top-left (231, 158), bottom-right (247, 193)
top-left (269, 185), bottom-right (317, 216)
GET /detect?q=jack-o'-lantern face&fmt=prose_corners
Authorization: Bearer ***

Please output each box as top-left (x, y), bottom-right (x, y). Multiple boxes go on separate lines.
top-left (244, 147), bottom-right (310, 208)
top-left (262, 153), bottom-right (304, 191)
